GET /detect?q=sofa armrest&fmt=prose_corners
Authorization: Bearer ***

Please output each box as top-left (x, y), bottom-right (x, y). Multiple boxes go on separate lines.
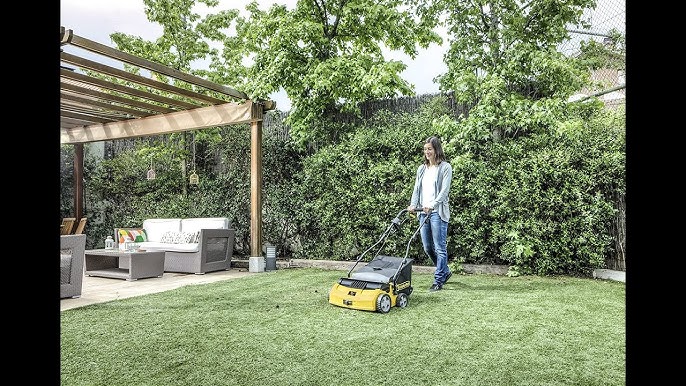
top-left (198, 228), bottom-right (236, 264)
top-left (199, 228), bottom-right (232, 238)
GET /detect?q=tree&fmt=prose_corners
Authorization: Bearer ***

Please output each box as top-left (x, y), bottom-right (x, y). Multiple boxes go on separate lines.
top-left (418, 0), bottom-right (597, 143)
top-left (109, 0), bottom-right (230, 78)
top-left (219, 0), bottom-right (442, 145)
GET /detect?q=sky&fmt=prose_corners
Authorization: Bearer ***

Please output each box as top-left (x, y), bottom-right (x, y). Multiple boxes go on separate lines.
top-left (60, 0), bottom-right (449, 112)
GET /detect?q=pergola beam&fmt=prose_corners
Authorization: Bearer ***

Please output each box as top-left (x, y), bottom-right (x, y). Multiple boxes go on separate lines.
top-left (60, 26), bottom-right (249, 101)
top-left (60, 51), bottom-right (228, 105)
top-left (61, 101), bottom-right (254, 144)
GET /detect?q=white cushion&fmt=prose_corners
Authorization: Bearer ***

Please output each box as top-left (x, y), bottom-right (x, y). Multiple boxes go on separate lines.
top-left (142, 219), bottom-right (182, 242)
top-left (139, 241), bottom-right (199, 253)
top-left (181, 217), bottom-right (230, 233)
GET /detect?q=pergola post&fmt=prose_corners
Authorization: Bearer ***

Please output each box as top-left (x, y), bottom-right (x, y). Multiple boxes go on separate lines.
top-left (74, 143), bottom-right (84, 222)
top-left (248, 116), bottom-right (264, 272)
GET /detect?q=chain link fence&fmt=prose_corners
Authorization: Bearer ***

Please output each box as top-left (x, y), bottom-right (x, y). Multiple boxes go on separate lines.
top-left (558, 0), bottom-right (626, 271)
top-left (561, 0), bottom-right (626, 109)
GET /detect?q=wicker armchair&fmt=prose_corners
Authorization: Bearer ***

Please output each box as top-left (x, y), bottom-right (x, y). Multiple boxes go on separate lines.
top-left (61, 234), bottom-right (86, 299)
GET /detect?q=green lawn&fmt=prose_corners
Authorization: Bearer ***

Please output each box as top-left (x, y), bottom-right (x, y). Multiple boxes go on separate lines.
top-left (61, 268), bottom-right (625, 386)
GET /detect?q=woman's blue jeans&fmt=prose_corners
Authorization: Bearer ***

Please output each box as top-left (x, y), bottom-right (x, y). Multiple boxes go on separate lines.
top-left (418, 212), bottom-right (450, 285)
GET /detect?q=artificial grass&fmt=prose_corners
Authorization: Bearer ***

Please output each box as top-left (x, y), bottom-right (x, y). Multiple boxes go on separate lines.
top-left (61, 268), bottom-right (625, 386)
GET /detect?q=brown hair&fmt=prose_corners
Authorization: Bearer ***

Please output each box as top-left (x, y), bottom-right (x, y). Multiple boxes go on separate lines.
top-left (423, 136), bottom-right (447, 166)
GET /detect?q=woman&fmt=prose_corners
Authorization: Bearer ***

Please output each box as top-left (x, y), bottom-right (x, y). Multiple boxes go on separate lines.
top-left (408, 136), bottom-right (453, 292)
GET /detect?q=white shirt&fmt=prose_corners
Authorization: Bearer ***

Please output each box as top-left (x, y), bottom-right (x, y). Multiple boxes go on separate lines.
top-left (421, 164), bottom-right (438, 209)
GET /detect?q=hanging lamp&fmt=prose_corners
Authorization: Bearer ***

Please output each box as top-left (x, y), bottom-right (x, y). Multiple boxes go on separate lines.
top-left (189, 170), bottom-right (199, 186)
top-left (146, 158), bottom-right (156, 180)
top-left (189, 133), bottom-right (199, 186)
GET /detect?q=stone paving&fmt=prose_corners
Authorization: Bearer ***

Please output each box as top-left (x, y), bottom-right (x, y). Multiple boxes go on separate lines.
top-left (60, 268), bottom-right (255, 311)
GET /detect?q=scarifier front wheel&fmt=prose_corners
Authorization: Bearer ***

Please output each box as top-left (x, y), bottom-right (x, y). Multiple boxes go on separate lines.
top-left (376, 293), bottom-right (392, 313)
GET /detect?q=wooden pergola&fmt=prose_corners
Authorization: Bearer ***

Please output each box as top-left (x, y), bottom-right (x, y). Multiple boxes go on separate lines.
top-left (60, 26), bottom-right (275, 262)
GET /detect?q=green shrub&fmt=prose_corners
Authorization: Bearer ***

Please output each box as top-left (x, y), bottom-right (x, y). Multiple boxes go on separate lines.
top-left (450, 107), bottom-right (625, 275)
top-left (61, 97), bottom-right (624, 276)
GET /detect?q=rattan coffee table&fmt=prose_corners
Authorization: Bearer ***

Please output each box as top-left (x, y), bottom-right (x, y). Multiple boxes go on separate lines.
top-left (84, 249), bottom-right (165, 281)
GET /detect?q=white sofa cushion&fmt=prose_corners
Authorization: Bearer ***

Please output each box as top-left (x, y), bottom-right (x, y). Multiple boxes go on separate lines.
top-left (142, 218), bottom-right (182, 242)
top-left (139, 241), bottom-right (200, 253)
top-left (181, 217), bottom-right (230, 233)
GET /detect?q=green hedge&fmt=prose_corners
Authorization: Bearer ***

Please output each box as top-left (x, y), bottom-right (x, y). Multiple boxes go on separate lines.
top-left (60, 98), bottom-right (624, 277)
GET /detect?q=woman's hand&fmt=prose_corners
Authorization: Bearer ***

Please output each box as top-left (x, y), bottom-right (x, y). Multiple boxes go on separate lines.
top-left (408, 205), bottom-right (432, 214)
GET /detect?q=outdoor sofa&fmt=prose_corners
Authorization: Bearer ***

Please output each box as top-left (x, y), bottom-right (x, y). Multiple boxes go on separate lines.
top-left (60, 234), bottom-right (86, 299)
top-left (115, 217), bottom-right (235, 274)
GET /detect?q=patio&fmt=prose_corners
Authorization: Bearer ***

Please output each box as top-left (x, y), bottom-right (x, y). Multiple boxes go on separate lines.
top-left (60, 267), bottom-right (255, 311)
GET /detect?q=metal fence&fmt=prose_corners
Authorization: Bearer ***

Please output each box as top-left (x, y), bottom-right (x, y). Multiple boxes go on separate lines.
top-left (560, 0), bottom-right (626, 109)
top-left (561, 0), bottom-right (626, 271)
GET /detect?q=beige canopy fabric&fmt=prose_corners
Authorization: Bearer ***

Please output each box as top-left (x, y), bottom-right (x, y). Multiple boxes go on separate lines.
top-left (60, 26), bottom-right (273, 258)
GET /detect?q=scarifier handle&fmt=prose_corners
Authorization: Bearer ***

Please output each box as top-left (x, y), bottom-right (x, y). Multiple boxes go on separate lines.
top-left (391, 209), bottom-right (409, 230)
top-left (391, 208), bottom-right (432, 290)
top-left (407, 206), bottom-right (427, 215)
top-left (346, 208), bottom-right (411, 277)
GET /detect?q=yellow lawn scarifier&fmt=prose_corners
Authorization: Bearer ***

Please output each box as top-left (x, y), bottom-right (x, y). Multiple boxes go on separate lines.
top-left (328, 209), bottom-right (428, 313)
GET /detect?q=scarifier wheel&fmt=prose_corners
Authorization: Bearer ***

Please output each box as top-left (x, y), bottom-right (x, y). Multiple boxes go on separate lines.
top-left (396, 292), bottom-right (408, 308)
top-left (376, 293), bottom-right (392, 313)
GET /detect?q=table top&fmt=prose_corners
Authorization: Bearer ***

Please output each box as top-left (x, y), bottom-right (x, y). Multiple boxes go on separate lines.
top-left (85, 249), bottom-right (164, 256)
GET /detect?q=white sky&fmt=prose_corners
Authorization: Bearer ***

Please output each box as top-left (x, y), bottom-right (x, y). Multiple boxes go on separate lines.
top-left (60, 0), bottom-right (448, 112)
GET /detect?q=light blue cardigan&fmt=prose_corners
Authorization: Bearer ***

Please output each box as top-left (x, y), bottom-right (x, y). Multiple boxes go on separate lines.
top-left (409, 161), bottom-right (453, 222)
